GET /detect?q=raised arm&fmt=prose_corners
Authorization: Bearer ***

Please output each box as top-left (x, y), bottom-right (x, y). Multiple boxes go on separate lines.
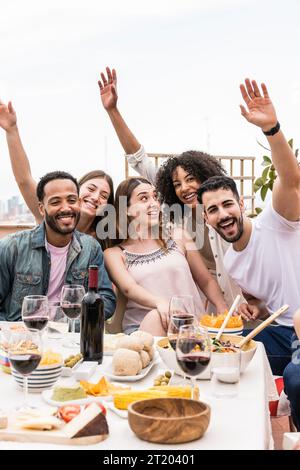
top-left (98, 67), bottom-right (158, 184)
top-left (0, 100), bottom-right (41, 223)
top-left (98, 67), bottom-right (140, 154)
top-left (240, 79), bottom-right (300, 221)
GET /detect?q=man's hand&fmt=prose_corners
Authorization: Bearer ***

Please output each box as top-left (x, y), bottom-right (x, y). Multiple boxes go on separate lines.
top-left (239, 79), bottom-right (278, 132)
top-left (0, 100), bottom-right (17, 132)
top-left (98, 66), bottom-right (118, 111)
top-left (238, 302), bottom-right (260, 322)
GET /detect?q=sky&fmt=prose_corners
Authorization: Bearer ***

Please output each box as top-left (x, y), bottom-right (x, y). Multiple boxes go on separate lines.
top-left (0, 0), bottom-right (299, 207)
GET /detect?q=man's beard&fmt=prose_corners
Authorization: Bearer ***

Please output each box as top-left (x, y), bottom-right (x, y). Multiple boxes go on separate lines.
top-left (44, 209), bottom-right (80, 235)
top-left (214, 214), bottom-right (244, 243)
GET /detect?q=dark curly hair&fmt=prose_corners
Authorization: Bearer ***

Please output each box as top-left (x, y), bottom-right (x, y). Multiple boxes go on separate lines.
top-left (155, 150), bottom-right (227, 209)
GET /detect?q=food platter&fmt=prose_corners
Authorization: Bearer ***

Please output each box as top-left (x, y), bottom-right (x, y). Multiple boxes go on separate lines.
top-left (42, 389), bottom-right (112, 407)
top-left (103, 353), bottom-right (159, 382)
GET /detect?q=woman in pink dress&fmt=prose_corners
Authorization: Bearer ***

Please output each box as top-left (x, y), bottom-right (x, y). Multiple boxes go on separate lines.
top-left (104, 176), bottom-right (228, 335)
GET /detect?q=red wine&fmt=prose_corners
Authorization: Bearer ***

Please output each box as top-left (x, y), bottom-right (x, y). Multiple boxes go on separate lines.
top-left (176, 355), bottom-right (210, 376)
top-left (171, 313), bottom-right (195, 329)
top-left (23, 317), bottom-right (48, 331)
top-left (10, 354), bottom-right (41, 375)
top-left (80, 266), bottom-right (104, 363)
top-left (61, 304), bottom-right (82, 319)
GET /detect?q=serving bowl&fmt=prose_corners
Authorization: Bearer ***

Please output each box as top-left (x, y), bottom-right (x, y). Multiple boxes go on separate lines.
top-left (156, 334), bottom-right (257, 377)
top-left (128, 397), bottom-right (210, 444)
top-left (11, 362), bottom-right (63, 393)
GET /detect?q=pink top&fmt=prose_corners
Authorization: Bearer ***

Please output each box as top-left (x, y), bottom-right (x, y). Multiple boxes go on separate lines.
top-left (122, 239), bottom-right (204, 333)
top-left (45, 240), bottom-right (70, 306)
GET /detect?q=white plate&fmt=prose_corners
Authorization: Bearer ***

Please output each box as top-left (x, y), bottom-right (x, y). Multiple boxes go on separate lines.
top-left (42, 389), bottom-right (112, 407)
top-left (103, 353), bottom-right (159, 382)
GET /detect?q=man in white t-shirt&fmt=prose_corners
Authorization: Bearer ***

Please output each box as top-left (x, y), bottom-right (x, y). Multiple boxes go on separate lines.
top-left (198, 78), bottom-right (300, 376)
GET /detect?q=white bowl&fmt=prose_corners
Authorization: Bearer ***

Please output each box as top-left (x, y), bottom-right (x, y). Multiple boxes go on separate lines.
top-left (156, 335), bottom-right (257, 377)
top-left (11, 362), bottom-right (63, 393)
top-left (205, 326), bottom-right (243, 336)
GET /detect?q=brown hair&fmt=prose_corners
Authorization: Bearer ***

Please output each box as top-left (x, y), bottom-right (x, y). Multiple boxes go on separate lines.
top-left (113, 177), bottom-right (167, 248)
top-left (78, 170), bottom-right (114, 250)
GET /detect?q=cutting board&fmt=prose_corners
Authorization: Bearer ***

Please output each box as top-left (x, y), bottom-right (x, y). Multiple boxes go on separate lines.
top-left (0, 420), bottom-right (108, 446)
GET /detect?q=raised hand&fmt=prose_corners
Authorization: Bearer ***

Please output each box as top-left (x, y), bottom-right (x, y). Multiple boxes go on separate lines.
top-left (0, 100), bottom-right (17, 132)
top-left (239, 79), bottom-right (278, 132)
top-left (98, 66), bottom-right (118, 111)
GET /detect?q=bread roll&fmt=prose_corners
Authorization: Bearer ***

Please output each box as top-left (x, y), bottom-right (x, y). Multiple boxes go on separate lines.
top-left (131, 330), bottom-right (154, 350)
top-left (139, 350), bottom-right (150, 368)
top-left (116, 336), bottom-right (144, 352)
top-left (112, 349), bottom-right (142, 376)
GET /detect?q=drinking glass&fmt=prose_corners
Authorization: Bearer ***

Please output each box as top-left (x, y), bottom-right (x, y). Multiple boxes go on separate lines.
top-left (21, 295), bottom-right (49, 333)
top-left (47, 301), bottom-right (69, 340)
top-left (176, 324), bottom-right (211, 399)
top-left (211, 349), bottom-right (241, 399)
top-left (7, 329), bottom-right (42, 410)
top-left (60, 285), bottom-right (85, 348)
top-left (167, 295), bottom-right (196, 350)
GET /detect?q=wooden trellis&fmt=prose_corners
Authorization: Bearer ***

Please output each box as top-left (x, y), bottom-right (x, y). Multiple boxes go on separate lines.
top-left (125, 153), bottom-right (256, 214)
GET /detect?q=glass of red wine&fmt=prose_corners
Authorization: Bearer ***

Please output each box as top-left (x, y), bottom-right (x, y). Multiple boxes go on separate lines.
top-left (175, 324), bottom-right (211, 399)
top-left (60, 284), bottom-right (85, 348)
top-left (167, 295), bottom-right (196, 351)
top-left (22, 295), bottom-right (49, 334)
top-left (7, 328), bottom-right (42, 410)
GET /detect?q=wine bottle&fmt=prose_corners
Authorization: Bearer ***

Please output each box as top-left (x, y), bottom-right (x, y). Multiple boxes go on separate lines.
top-left (80, 265), bottom-right (104, 363)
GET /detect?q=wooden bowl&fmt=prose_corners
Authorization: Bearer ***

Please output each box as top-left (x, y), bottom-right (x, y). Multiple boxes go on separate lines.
top-left (128, 397), bottom-right (210, 444)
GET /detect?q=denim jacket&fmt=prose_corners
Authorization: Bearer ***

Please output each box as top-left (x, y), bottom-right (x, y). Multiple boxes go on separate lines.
top-left (0, 223), bottom-right (116, 321)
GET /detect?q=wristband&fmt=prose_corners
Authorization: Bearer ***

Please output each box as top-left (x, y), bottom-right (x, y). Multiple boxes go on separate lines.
top-left (263, 121), bottom-right (280, 136)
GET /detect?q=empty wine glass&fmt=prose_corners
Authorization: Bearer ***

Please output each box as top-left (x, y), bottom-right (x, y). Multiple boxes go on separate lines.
top-left (47, 301), bottom-right (69, 340)
top-left (176, 324), bottom-right (211, 399)
top-left (60, 285), bottom-right (85, 348)
top-left (22, 295), bottom-right (49, 334)
top-left (8, 328), bottom-right (42, 410)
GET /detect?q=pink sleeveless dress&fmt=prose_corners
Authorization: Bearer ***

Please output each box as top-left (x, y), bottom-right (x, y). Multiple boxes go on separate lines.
top-left (121, 239), bottom-right (204, 334)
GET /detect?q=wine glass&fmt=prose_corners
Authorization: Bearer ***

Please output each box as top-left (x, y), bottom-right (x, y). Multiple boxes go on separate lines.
top-left (60, 285), bottom-right (85, 348)
top-left (47, 301), bottom-right (69, 340)
top-left (7, 328), bottom-right (42, 410)
top-left (22, 295), bottom-right (49, 334)
top-left (167, 295), bottom-right (196, 351)
top-left (176, 324), bottom-right (211, 399)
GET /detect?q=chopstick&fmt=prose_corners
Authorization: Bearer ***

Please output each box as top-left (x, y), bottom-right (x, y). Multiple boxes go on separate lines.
top-left (215, 295), bottom-right (241, 341)
top-left (238, 304), bottom-right (289, 348)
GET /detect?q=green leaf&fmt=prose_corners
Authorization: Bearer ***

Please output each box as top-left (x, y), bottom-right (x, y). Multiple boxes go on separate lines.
top-left (260, 185), bottom-right (269, 201)
top-left (262, 166), bottom-right (269, 183)
top-left (255, 207), bottom-right (263, 215)
top-left (288, 138), bottom-right (293, 149)
top-left (263, 155), bottom-right (272, 165)
top-left (296, 149), bottom-right (299, 159)
top-left (269, 169), bottom-right (276, 180)
top-left (268, 180), bottom-right (274, 191)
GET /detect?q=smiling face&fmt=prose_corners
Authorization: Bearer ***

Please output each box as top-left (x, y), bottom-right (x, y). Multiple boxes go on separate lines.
top-left (172, 166), bottom-right (201, 208)
top-left (127, 183), bottom-right (160, 228)
top-left (202, 188), bottom-right (245, 243)
top-left (39, 179), bottom-right (81, 235)
top-left (79, 177), bottom-right (111, 217)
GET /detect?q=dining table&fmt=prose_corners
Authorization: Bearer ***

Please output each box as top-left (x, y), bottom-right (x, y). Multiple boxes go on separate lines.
top-left (0, 331), bottom-right (278, 451)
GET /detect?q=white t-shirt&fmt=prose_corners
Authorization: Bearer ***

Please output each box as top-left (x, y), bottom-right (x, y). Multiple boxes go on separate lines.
top-left (45, 240), bottom-right (70, 304)
top-left (224, 204), bottom-right (300, 326)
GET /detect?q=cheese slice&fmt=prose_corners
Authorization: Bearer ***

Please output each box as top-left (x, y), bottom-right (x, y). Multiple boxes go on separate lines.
top-left (16, 416), bottom-right (62, 431)
top-left (63, 403), bottom-right (108, 439)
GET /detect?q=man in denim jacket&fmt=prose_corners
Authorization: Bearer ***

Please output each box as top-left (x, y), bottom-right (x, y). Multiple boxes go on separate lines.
top-left (0, 171), bottom-right (116, 321)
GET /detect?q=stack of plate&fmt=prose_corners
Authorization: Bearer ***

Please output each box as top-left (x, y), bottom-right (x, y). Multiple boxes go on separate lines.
top-left (11, 362), bottom-right (63, 393)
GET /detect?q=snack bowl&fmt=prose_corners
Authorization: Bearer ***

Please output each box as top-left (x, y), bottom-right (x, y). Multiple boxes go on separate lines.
top-left (11, 362), bottom-right (63, 393)
top-left (156, 335), bottom-right (257, 375)
top-left (128, 397), bottom-right (210, 444)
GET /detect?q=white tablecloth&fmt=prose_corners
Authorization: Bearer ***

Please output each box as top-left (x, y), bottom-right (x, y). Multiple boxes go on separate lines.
top-left (0, 335), bottom-right (276, 450)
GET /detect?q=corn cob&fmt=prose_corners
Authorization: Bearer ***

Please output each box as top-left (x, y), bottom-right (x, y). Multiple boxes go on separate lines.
top-left (113, 389), bottom-right (168, 410)
top-left (113, 385), bottom-right (199, 410)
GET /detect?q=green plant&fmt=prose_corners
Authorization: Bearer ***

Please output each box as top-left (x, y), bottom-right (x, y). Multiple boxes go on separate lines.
top-left (253, 138), bottom-right (298, 204)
